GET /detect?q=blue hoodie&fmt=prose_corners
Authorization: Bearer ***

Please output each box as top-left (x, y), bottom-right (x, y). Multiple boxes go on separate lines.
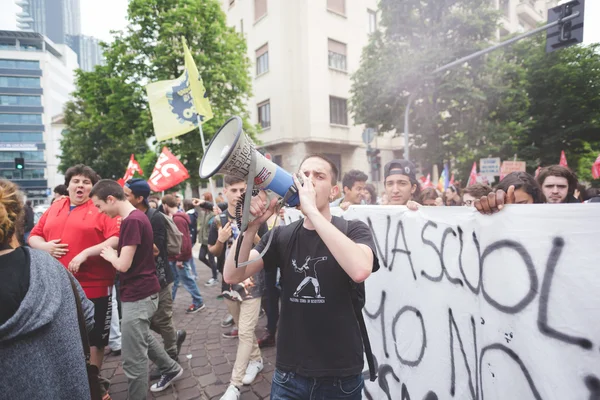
top-left (0, 247), bottom-right (95, 399)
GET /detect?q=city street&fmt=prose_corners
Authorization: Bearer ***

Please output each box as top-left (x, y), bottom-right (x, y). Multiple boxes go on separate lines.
top-left (104, 246), bottom-right (275, 400)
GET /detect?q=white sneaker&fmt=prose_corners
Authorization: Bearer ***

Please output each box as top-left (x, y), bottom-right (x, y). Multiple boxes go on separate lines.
top-left (241, 358), bottom-right (264, 385)
top-left (205, 278), bottom-right (218, 287)
top-left (220, 384), bottom-right (240, 400)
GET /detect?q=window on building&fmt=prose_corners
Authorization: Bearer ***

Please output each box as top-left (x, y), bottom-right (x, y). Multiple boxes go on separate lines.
top-left (0, 114), bottom-right (42, 124)
top-left (240, 19), bottom-right (244, 34)
top-left (200, 181), bottom-right (208, 189)
top-left (328, 39), bottom-right (347, 71)
top-left (0, 76), bottom-right (40, 88)
top-left (273, 155), bottom-right (282, 167)
top-left (0, 95), bottom-right (41, 106)
top-left (215, 175), bottom-right (224, 187)
top-left (255, 0), bottom-right (267, 21)
top-left (0, 59), bottom-right (40, 69)
top-left (500, 0), bottom-right (510, 18)
top-left (2, 115), bottom-right (35, 125)
top-left (0, 132), bottom-right (43, 142)
top-left (1, 168), bottom-right (45, 179)
top-left (327, 0), bottom-right (345, 15)
top-left (368, 9), bottom-right (377, 33)
top-left (329, 96), bottom-right (348, 126)
top-left (256, 43), bottom-right (269, 76)
top-left (0, 151), bottom-right (44, 161)
top-left (258, 100), bottom-right (271, 129)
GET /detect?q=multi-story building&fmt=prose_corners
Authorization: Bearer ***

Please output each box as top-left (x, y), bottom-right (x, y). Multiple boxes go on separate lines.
top-left (0, 30), bottom-right (78, 204)
top-left (496, 0), bottom-right (559, 37)
top-left (221, 0), bottom-right (397, 186)
top-left (67, 34), bottom-right (104, 72)
top-left (16, 0), bottom-right (81, 45)
top-left (15, 0), bottom-right (104, 71)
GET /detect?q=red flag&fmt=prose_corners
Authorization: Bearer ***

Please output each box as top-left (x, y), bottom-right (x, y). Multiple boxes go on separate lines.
top-left (148, 147), bottom-right (189, 192)
top-left (468, 162), bottom-right (477, 186)
top-left (419, 174), bottom-right (434, 189)
top-left (449, 173), bottom-right (455, 186)
top-left (116, 178), bottom-right (125, 187)
top-left (122, 154), bottom-right (144, 183)
top-left (559, 150), bottom-right (568, 167)
top-left (592, 154), bottom-right (600, 180)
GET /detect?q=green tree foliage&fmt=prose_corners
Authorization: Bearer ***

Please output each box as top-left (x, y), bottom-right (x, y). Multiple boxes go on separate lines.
top-left (352, 0), bottom-right (600, 184)
top-left (60, 63), bottom-right (151, 179)
top-left (351, 0), bottom-right (501, 177)
top-left (61, 0), bottom-right (254, 187)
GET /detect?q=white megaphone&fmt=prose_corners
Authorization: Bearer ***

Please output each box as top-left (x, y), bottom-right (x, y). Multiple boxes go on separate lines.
top-left (199, 116), bottom-right (300, 207)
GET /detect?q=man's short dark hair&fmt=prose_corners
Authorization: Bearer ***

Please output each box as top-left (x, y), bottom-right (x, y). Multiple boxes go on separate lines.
top-left (224, 175), bottom-right (245, 187)
top-left (300, 154), bottom-right (339, 185)
top-left (498, 172), bottom-right (544, 204)
top-left (53, 184), bottom-right (68, 196)
top-left (342, 170), bottom-right (368, 191)
top-left (64, 164), bottom-right (100, 186)
top-left (536, 165), bottom-right (578, 195)
top-left (463, 184), bottom-right (492, 199)
top-left (90, 179), bottom-right (126, 201)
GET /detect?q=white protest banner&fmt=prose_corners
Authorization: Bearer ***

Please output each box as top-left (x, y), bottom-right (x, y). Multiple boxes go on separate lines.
top-left (342, 205), bottom-right (600, 400)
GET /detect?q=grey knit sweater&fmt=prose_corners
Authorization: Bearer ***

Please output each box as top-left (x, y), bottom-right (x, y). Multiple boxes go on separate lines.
top-left (0, 247), bottom-right (95, 400)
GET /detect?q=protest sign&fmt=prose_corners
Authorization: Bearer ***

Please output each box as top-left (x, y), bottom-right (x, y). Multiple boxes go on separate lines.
top-left (340, 205), bottom-right (600, 400)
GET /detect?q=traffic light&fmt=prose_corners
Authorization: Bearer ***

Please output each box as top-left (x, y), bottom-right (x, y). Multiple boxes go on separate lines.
top-left (546, 0), bottom-right (585, 53)
top-left (14, 157), bottom-right (24, 170)
top-left (366, 147), bottom-right (381, 181)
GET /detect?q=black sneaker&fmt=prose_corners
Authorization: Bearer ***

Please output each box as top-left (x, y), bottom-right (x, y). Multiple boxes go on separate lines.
top-left (186, 303), bottom-right (206, 314)
top-left (150, 368), bottom-right (183, 392)
top-left (176, 330), bottom-right (187, 356)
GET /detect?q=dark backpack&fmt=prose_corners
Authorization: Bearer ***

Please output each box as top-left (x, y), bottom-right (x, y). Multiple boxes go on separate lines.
top-left (331, 216), bottom-right (377, 382)
top-left (147, 208), bottom-right (182, 256)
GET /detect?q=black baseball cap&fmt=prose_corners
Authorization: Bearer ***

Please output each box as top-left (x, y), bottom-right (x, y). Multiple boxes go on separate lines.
top-left (125, 178), bottom-right (151, 206)
top-left (384, 159), bottom-right (416, 181)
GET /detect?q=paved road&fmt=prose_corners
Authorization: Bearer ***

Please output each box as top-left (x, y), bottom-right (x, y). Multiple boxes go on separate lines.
top-left (104, 252), bottom-right (275, 400)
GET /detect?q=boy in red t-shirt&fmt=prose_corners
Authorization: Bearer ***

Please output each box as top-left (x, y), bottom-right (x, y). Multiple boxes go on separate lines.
top-left (90, 180), bottom-right (184, 397)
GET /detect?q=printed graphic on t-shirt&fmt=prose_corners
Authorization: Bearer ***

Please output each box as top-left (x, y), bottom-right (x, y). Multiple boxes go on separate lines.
top-left (290, 255), bottom-right (328, 304)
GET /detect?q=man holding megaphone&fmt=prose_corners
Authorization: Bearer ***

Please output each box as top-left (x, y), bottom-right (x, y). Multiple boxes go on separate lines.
top-left (222, 154), bottom-right (380, 400)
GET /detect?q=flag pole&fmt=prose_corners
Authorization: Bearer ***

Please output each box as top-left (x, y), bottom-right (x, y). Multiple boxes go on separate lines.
top-left (197, 116), bottom-right (218, 203)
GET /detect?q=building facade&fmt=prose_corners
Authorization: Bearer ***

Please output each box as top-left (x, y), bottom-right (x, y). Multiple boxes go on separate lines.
top-left (16, 0), bottom-right (81, 45)
top-left (496, 0), bottom-right (559, 37)
top-left (221, 0), bottom-right (398, 187)
top-left (0, 30), bottom-right (78, 204)
top-left (66, 34), bottom-right (104, 72)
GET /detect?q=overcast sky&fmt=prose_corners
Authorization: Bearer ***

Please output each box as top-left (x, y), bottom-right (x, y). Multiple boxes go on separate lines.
top-left (0, 0), bottom-right (598, 47)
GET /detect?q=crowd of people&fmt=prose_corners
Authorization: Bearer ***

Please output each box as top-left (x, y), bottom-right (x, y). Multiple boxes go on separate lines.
top-left (0, 154), bottom-right (597, 400)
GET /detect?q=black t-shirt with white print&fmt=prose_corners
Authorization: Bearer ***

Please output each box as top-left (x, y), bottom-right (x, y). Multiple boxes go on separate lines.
top-left (254, 216), bottom-right (380, 378)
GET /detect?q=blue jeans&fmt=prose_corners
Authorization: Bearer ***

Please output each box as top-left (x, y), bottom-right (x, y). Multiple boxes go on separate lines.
top-left (270, 369), bottom-right (363, 400)
top-left (170, 260), bottom-right (203, 306)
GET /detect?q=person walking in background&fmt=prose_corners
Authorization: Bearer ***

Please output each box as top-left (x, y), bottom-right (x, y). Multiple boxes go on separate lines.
top-left (162, 194), bottom-right (206, 313)
top-left (123, 179), bottom-right (187, 380)
top-left (183, 199), bottom-right (199, 280)
top-left (91, 180), bottom-right (184, 396)
top-left (22, 200), bottom-right (34, 243)
top-left (29, 164), bottom-right (120, 398)
top-left (194, 192), bottom-right (221, 287)
top-left (0, 178), bottom-right (96, 400)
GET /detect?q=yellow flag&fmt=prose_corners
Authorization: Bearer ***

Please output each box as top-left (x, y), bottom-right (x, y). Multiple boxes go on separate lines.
top-left (144, 38), bottom-right (213, 142)
top-left (183, 38), bottom-right (213, 124)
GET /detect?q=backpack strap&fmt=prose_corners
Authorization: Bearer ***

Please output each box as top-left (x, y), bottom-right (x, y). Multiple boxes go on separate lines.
top-left (333, 217), bottom-right (377, 382)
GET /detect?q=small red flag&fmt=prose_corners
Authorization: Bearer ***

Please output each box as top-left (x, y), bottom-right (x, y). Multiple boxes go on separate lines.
top-left (468, 162), bottom-right (477, 186)
top-left (592, 154), bottom-right (600, 180)
top-left (122, 154), bottom-right (144, 183)
top-left (148, 147), bottom-right (190, 192)
top-left (559, 150), bottom-right (568, 167)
